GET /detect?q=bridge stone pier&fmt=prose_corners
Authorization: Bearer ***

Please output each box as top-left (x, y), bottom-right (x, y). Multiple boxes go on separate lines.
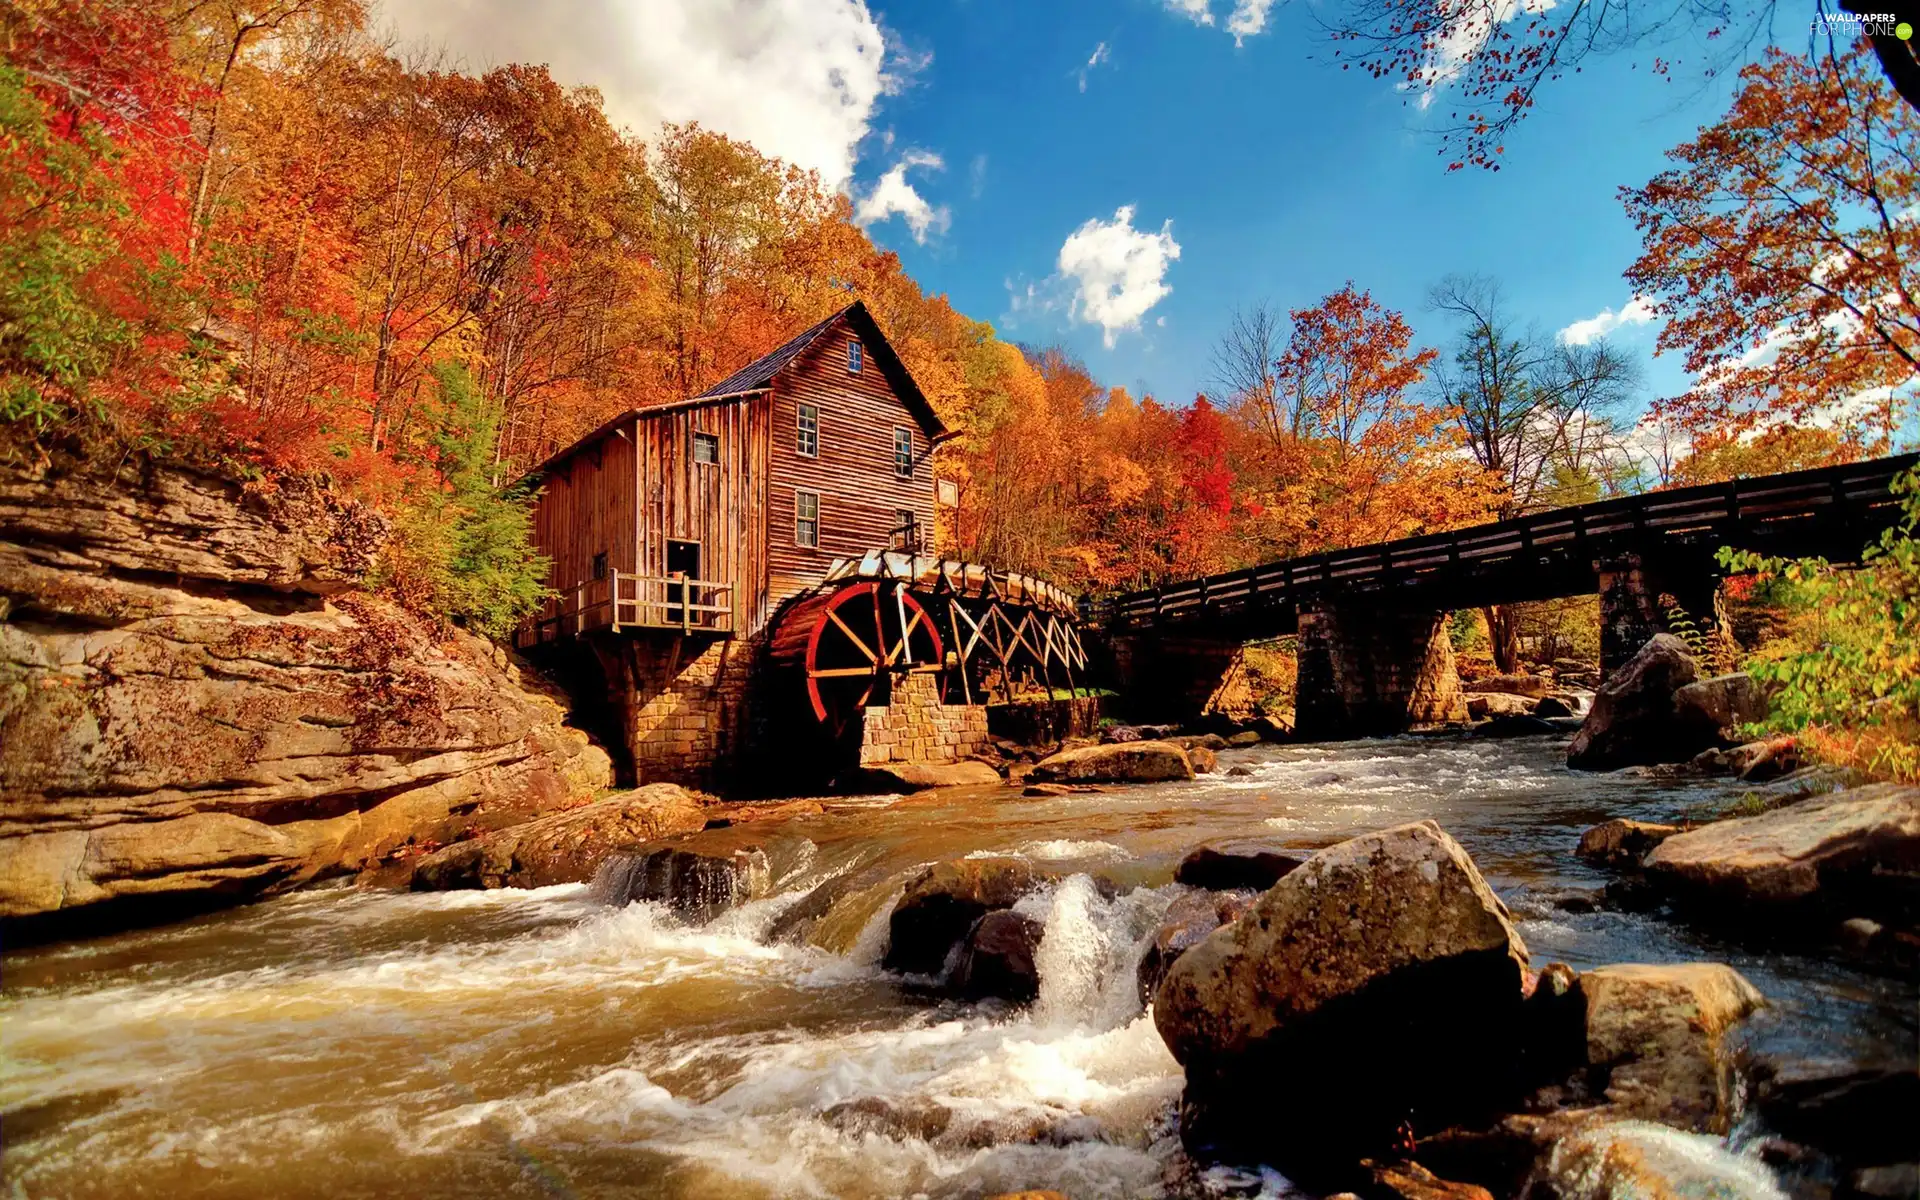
top-left (1595, 551), bottom-right (1724, 677)
top-left (1295, 602), bottom-right (1466, 739)
top-left (1106, 634), bottom-right (1253, 724)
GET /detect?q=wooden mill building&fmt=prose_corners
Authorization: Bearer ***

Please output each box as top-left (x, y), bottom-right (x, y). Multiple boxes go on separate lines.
top-left (515, 301), bottom-right (1086, 789)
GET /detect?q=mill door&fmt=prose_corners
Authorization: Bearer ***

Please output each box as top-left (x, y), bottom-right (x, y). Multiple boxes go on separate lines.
top-left (665, 539), bottom-right (701, 624)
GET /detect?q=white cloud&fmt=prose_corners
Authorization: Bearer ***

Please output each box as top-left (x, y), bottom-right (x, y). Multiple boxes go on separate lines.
top-left (854, 151), bottom-right (950, 244)
top-left (1078, 41), bottom-right (1111, 92)
top-left (379, 0), bottom-right (894, 187)
top-left (1225, 0), bottom-right (1278, 43)
top-left (1057, 206), bottom-right (1182, 348)
top-left (1163, 0), bottom-right (1215, 26)
top-left (968, 153), bottom-right (988, 199)
top-left (1558, 296), bottom-right (1656, 345)
top-left (1410, 0), bottom-right (1557, 109)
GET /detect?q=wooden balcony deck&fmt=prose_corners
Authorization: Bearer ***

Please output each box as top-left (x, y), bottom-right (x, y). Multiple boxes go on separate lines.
top-left (514, 570), bottom-right (734, 650)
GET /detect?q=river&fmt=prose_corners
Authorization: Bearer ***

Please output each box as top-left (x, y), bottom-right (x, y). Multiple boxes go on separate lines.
top-left (3, 735), bottom-right (1913, 1199)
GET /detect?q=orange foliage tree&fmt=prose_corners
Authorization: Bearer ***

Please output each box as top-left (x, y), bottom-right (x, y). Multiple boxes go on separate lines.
top-left (1624, 45), bottom-right (1920, 455)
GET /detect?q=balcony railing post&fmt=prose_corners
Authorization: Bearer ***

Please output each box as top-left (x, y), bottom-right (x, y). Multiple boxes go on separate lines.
top-left (679, 571), bottom-right (691, 635)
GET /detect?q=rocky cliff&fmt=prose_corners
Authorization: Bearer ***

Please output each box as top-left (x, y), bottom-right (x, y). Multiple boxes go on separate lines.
top-left (0, 454), bottom-right (610, 936)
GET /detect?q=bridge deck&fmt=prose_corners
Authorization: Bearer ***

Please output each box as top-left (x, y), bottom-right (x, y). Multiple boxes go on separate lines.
top-left (1099, 453), bottom-right (1917, 638)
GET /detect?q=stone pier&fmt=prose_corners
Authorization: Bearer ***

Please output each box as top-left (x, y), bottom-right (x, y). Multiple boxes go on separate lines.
top-left (1595, 552), bottom-right (1724, 677)
top-left (1294, 603), bottom-right (1466, 740)
top-left (592, 634), bottom-right (753, 789)
top-left (1106, 633), bottom-right (1252, 724)
top-left (857, 672), bottom-right (990, 768)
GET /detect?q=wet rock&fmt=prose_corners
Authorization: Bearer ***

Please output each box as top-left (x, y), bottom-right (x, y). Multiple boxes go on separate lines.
top-left (1227, 765), bottom-right (1255, 777)
top-left (1644, 784), bottom-right (1920, 916)
top-left (1154, 821), bottom-right (1530, 1178)
top-left (1137, 888), bottom-right (1257, 1005)
top-left (1466, 692), bottom-right (1536, 719)
top-left (1577, 819), bottom-right (1683, 867)
top-left (1672, 672), bottom-right (1768, 737)
top-left (883, 857), bottom-right (1048, 976)
top-left (1029, 740), bottom-right (1193, 785)
top-left (1727, 736), bottom-right (1798, 782)
top-left (1567, 635), bottom-right (1705, 770)
top-left (1468, 673), bottom-right (1552, 698)
top-left (822, 1095), bottom-right (953, 1141)
top-left (1227, 730), bottom-right (1263, 747)
top-left (1174, 842), bottom-right (1305, 891)
top-left (1849, 1164), bottom-right (1919, 1199)
top-left (1183, 733), bottom-right (1231, 752)
top-left (1519, 962), bottom-right (1590, 1089)
top-left (407, 785), bottom-right (710, 891)
top-left (1362, 1159), bottom-right (1495, 1200)
top-left (1580, 962), bottom-right (1764, 1133)
top-left (842, 760), bottom-right (1002, 793)
top-left (1022, 782), bottom-right (1072, 797)
top-left (953, 909), bottom-right (1045, 1002)
top-left (1533, 1119), bottom-right (1792, 1200)
top-left (591, 845), bottom-right (771, 923)
top-left (1753, 1056), bottom-right (1920, 1168)
top-left (1534, 695), bottom-right (1575, 719)
top-left (1189, 746), bottom-right (1219, 775)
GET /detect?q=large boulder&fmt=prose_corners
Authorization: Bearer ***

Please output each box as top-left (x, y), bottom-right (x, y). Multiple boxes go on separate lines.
top-left (841, 759), bottom-right (1001, 793)
top-left (952, 909), bottom-right (1046, 1002)
top-left (1028, 740), bottom-right (1193, 784)
top-left (1153, 821), bottom-right (1530, 1178)
top-left (883, 857), bottom-right (1049, 976)
top-left (1671, 673), bottom-right (1768, 737)
top-left (0, 456), bottom-right (610, 935)
top-left (407, 785), bottom-right (710, 891)
top-left (1137, 887), bottom-right (1257, 1005)
top-left (591, 843), bottom-right (771, 922)
top-left (1465, 692), bottom-right (1536, 720)
top-left (1567, 635), bottom-right (1705, 770)
top-left (1579, 963), bottom-right (1764, 1134)
top-left (1644, 784), bottom-right (1920, 916)
top-left (1753, 1056), bottom-right (1920, 1169)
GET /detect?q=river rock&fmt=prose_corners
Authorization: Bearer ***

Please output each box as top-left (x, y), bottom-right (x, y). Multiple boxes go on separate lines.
top-left (1184, 733), bottom-right (1231, 752)
top-left (1469, 673), bottom-right (1552, 698)
top-left (1672, 672), bottom-right (1768, 737)
top-left (1137, 888), bottom-right (1257, 1004)
top-left (1644, 784), bottom-right (1920, 916)
top-left (1533, 695), bottom-right (1576, 719)
top-left (1567, 635), bottom-right (1705, 770)
top-left (884, 857), bottom-right (1049, 976)
top-left (953, 909), bottom-right (1045, 1002)
top-left (1726, 736), bottom-right (1798, 782)
top-left (1189, 746), bottom-right (1219, 774)
top-left (1576, 819), bottom-right (1683, 867)
top-left (1175, 842), bottom-right (1305, 891)
top-left (1028, 740), bottom-right (1193, 784)
top-left (1579, 963), bottom-right (1764, 1133)
top-left (0, 455), bottom-right (612, 935)
top-left (1154, 821), bottom-right (1530, 1176)
top-left (843, 760), bottom-right (1002, 792)
top-left (822, 1096), bottom-right (954, 1141)
top-left (407, 785), bottom-right (710, 891)
top-left (1533, 1119), bottom-right (1791, 1200)
top-left (590, 843), bottom-right (770, 922)
top-left (1362, 1159), bottom-right (1496, 1200)
top-left (1226, 730), bottom-right (1262, 747)
top-left (1753, 1056), bottom-right (1920, 1168)
top-left (1466, 692), bottom-right (1536, 719)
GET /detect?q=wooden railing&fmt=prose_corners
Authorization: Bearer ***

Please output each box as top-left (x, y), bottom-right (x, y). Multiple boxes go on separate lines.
top-left (514, 569), bottom-right (734, 649)
top-left (1093, 452), bottom-right (1917, 634)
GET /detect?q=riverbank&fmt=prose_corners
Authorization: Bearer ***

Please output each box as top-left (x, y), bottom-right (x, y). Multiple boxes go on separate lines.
top-left (3, 736), bottom-right (1911, 1199)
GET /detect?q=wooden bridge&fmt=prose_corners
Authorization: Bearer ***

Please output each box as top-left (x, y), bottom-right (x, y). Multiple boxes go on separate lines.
top-left (1098, 453), bottom-right (1917, 641)
top-left (1095, 453), bottom-right (1917, 734)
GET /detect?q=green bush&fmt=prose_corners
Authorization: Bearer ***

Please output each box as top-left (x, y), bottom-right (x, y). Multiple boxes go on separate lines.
top-left (379, 364), bottom-right (551, 640)
top-left (1719, 467), bottom-right (1920, 782)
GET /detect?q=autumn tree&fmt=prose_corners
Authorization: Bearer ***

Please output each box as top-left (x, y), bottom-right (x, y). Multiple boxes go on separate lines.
top-left (1624, 44), bottom-right (1920, 455)
top-left (1319, 0), bottom-right (1920, 171)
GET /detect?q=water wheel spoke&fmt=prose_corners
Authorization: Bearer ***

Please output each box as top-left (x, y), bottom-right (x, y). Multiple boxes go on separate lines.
top-left (810, 666), bottom-right (880, 678)
top-left (825, 609), bottom-right (879, 662)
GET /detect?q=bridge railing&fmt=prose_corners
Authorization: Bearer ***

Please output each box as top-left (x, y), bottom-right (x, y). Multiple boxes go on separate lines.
top-left (1095, 452), bottom-right (1917, 632)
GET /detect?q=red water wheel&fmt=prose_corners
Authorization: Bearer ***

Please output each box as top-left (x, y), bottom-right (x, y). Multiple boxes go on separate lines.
top-left (770, 582), bottom-right (945, 734)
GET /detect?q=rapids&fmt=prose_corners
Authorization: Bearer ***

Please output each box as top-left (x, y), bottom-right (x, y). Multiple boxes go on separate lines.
top-left (3, 736), bottom-right (1914, 1199)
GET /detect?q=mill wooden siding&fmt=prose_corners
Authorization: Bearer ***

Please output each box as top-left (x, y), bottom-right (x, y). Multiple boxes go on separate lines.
top-left (531, 424), bottom-right (637, 598)
top-left (766, 327), bottom-right (936, 611)
top-left (631, 397), bottom-right (772, 634)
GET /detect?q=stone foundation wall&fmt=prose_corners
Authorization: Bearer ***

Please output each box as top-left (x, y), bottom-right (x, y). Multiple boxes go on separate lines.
top-left (858, 673), bottom-right (990, 766)
top-left (595, 634), bottom-right (753, 788)
top-left (1296, 603), bottom-right (1466, 739)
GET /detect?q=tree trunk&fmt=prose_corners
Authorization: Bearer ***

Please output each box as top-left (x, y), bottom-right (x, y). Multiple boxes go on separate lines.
top-left (1483, 604), bottom-right (1520, 674)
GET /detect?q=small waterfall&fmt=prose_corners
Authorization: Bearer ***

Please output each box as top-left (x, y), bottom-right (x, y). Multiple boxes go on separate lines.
top-left (1028, 876), bottom-right (1174, 1030)
top-left (590, 847), bottom-right (771, 923)
top-left (1532, 1120), bottom-right (1791, 1200)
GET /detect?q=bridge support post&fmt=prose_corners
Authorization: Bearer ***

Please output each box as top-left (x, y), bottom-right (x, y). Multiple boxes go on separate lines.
top-left (1107, 634), bottom-right (1252, 724)
top-left (1295, 602), bottom-right (1466, 740)
top-left (1595, 552), bottom-right (1724, 679)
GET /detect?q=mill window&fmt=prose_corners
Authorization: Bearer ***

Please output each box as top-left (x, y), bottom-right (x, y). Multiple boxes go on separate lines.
top-left (795, 489), bottom-right (820, 548)
top-left (893, 427), bottom-right (914, 478)
top-left (797, 402), bottom-right (818, 457)
top-left (847, 339), bottom-right (863, 373)
top-left (691, 431), bottom-right (719, 464)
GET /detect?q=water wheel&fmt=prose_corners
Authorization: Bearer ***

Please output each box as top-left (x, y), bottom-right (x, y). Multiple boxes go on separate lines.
top-left (769, 581), bottom-right (945, 734)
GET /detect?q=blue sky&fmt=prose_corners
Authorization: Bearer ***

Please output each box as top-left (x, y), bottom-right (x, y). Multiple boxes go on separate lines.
top-left (389, 0), bottom-right (1769, 415)
top-left (853, 0), bottom-right (1755, 412)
